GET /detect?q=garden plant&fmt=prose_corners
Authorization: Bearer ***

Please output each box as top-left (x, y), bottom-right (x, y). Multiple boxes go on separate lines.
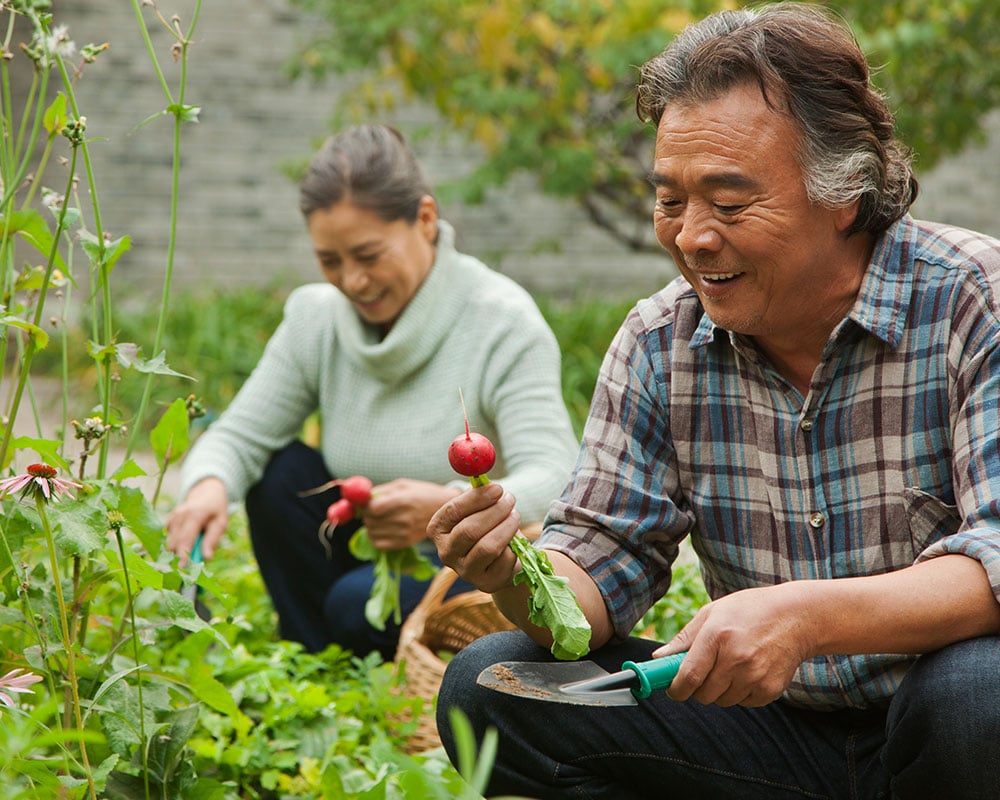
top-left (0, 2), bottom-right (708, 798)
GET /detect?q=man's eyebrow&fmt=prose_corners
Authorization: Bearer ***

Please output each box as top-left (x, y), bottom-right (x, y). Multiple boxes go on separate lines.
top-left (647, 170), bottom-right (758, 190)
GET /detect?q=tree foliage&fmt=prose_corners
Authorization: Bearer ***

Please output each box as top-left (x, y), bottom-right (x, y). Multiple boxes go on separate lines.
top-left (288, 0), bottom-right (1000, 252)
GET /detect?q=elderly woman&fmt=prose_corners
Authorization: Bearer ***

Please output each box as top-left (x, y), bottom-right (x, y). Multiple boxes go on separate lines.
top-left (167, 124), bottom-right (578, 660)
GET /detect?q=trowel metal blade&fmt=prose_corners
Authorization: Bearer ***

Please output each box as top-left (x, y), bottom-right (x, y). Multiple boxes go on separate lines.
top-left (476, 660), bottom-right (638, 706)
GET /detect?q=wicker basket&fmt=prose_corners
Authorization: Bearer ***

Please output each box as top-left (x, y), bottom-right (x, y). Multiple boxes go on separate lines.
top-left (393, 565), bottom-right (517, 753)
top-left (393, 524), bottom-right (543, 752)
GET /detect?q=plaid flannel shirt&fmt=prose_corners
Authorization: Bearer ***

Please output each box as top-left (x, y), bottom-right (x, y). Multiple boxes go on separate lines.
top-left (539, 215), bottom-right (1000, 710)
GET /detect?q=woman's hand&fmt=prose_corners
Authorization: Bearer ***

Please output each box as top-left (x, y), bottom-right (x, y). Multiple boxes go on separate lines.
top-left (362, 478), bottom-right (462, 550)
top-left (165, 477), bottom-right (229, 564)
top-left (426, 482), bottom-right (522, 594)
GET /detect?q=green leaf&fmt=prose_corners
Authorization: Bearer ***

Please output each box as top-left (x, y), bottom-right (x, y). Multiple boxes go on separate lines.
top-left (150, 397), bottom-right (192, 470)
top-left (510, 535), bottom-right (591, 660)
top-left (49, 499), bottom-right (109, 556)
top-left (6, 436), bottom-right (69, 471)
top-left (349, 527), bottom-right (437, 630)
top-left (43, 92), bottom-right (68, 135)
top-left (105, 543), bottom-right (164, 591)
top-left (145, 705), bottom-right (200, 787)
top-left (166, 103), bottom-right (201, 122)
top-left (0, 312), bottom-right (49, 350)
top-left (79, 229), bottom-right (131, 272)
top-left (106, 343), bottom-right (194, 380)
top-left (0, 208), bottom-right (68, 270)
top-left (111, 457), bottom-right (147, 481)
top-left (116, 483), bottom-right (166, 543)
top-left (187, 663), bottom-right (248, 722)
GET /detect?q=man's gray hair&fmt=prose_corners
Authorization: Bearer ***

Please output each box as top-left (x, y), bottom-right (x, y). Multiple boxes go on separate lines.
top-left (636, 2), bottom-right (918, 235)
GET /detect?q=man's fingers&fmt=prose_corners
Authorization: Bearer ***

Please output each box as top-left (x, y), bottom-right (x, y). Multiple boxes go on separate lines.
top-left (428, 482), bottom-right (504, 537)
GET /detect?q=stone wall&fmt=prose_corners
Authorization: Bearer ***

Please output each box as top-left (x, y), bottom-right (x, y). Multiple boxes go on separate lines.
top-left (19, 0), bottom-right (1000, 307)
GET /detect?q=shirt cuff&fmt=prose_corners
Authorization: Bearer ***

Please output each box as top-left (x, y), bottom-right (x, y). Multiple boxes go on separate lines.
top-left (916, 527), bottom-right (1000, 602)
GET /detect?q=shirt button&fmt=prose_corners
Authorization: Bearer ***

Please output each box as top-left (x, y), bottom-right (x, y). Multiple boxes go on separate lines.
top-left (800, 417), bottom-right (814, 431)
top-left (808, 512), bottom-right (826, 529)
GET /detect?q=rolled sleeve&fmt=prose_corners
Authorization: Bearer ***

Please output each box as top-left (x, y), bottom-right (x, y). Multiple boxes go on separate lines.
top-left (916, 528), bottom-right (1000, 602)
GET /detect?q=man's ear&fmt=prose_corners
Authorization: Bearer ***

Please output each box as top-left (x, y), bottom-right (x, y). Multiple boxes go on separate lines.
top-left (833, 197), bottom-right (861, 233)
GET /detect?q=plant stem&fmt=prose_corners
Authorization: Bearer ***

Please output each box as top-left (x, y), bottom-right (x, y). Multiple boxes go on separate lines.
top-left (35, 498), bottom-right (97, 800)
top-left (114, 527), bottom-right (151, 800)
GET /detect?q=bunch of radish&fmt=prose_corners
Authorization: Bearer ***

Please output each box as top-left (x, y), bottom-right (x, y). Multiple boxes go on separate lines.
top-left (448, 390), bottom-right (591, 660)
top-left (310, 475), bottom-right (374, 558)
top-left (302, 473), bottom-right (435, 630)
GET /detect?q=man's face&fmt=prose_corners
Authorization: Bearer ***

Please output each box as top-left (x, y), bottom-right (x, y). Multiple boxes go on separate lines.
top-left (652, 83), bottom-right (864, 348)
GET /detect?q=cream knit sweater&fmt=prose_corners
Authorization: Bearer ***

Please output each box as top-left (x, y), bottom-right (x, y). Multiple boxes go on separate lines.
top-left (178, 221), bottom-right (579, 523)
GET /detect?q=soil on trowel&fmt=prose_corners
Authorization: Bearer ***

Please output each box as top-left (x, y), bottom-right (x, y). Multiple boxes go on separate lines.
top-left (489, 664), bottom-right (553, 699)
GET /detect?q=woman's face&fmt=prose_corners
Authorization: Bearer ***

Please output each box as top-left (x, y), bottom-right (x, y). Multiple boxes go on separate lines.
top-left (307, 196), bottom-right (438, 330)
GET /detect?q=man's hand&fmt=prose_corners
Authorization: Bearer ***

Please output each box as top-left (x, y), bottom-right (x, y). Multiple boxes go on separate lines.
top-left (654, 582), bottom-right (812, 707)
top-left (654, 555), bottom-right (1000, 708)
top-left (426, 481), bottom-right (522, 594)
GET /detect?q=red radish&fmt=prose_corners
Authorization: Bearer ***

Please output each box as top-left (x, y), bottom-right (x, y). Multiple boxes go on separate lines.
top-left (449, 431), bottom-right (496, 477)
top-left (339, 475), bottom-right (373, 506)
top-left (326, 498), bottom-right (356, 527)
top-left (449, 389), bottom-right (496, 485)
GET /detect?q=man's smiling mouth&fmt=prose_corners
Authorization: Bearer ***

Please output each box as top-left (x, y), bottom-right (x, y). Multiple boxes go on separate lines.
top-left (702, 272), bottom-right (742, 282)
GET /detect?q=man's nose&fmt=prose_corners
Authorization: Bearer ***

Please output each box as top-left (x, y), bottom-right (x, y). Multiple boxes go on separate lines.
top-left (674, 205), bottom-right (722, 256)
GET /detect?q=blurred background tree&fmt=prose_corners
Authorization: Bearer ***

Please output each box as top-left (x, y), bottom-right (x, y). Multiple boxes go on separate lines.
top-left (288, 0), bottom-right (1000, 253)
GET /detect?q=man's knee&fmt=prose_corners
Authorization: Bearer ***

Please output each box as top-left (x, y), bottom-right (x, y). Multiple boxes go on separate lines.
top-left (884, 636), bottom-right (1000, 798)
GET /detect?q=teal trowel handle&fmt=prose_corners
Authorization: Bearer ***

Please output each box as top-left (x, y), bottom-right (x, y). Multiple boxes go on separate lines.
top-left (621, 652), bottom-right (687, 699)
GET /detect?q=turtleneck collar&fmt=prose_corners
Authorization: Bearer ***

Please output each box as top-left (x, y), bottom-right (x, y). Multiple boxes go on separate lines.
top-left (332, 220), bottom-right (462, 384)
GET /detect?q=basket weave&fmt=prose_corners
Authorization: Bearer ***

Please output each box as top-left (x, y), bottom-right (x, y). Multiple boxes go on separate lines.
top-left (393, 524), bottom-right (541, 753)
top-left (393, 566), bottom-right (516, 752)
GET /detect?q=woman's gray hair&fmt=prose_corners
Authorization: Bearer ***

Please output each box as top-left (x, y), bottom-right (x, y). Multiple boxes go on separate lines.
top-left (299, 124), bottom-right (433, 221)
top-left (636, 2), bottom-right (918, 235)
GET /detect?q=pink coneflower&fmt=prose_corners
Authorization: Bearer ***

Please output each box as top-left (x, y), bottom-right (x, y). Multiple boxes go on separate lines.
top-left (0, 463), bottom-right (82, 502)
top-left (0, 668), bottom-right (43, 716)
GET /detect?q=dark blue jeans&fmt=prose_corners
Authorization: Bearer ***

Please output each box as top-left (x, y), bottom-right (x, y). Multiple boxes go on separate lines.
top-left (245, 441), bottom-right (473, 659)
top-left (437, 630), bottom-right (1000, 799)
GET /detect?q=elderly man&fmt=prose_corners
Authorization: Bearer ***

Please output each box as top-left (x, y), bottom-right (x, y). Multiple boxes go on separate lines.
top-left (427, 3), bottom-right (1000, 798)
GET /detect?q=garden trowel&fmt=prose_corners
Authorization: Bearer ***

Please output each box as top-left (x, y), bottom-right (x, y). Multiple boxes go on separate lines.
top-left (476, 651), bottom-right (686, 707)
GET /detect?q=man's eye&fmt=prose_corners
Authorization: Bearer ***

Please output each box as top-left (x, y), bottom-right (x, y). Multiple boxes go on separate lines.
top-left (715, 203), bottom-right (745, 215)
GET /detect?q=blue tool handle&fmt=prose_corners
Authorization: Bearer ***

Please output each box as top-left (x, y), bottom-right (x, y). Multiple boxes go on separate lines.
top-left (180, 533), bottom-right (204, 603)
top-left (622, 652), bottom-right (687, 699)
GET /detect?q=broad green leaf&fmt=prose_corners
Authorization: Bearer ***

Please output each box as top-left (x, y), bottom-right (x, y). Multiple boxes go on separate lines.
top-left (187, 663), bottom-right (248, 722)
top-left (149, 587), bottom-right (224, 642)
top-left (0, 313), bottom-right (49, 349)
top-left (49, 499), bottom-right (109, 556)
top-left (8, 436), bottom-right (70, 470)
top-left (115, 483), bottom-right (165, 541)
top-left (0, 208), bottom-right (68, 270)
top-left (510, 535), bottom-right (591, 660)
top-left (150, 397), bottom-right (191, 470)
top-left (144, 704), bottom-right (200, 786)
top-left (105, 543), bottom-right (164, 591)
top-left (111, 458), bottom-right (147, 481)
